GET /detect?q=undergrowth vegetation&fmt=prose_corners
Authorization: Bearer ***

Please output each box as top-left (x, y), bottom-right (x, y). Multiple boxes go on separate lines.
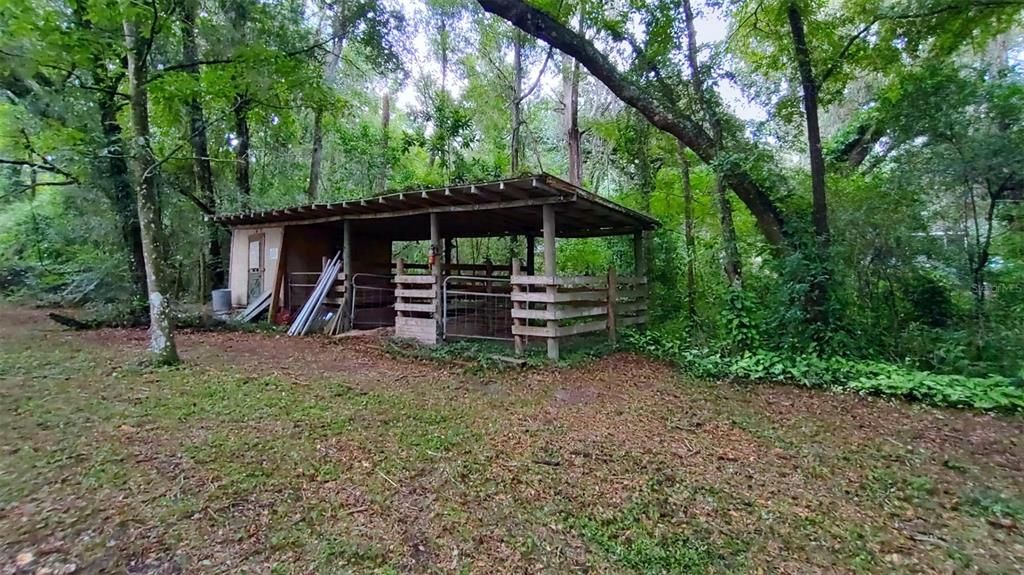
top-left (2, 0), bottom-right (1023, 411)
top-left (626, 329), bottom-right (1024, 413)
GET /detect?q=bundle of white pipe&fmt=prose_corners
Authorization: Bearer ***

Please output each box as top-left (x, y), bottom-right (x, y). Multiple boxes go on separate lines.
top-left (288, 252), bottom-right (342, 336)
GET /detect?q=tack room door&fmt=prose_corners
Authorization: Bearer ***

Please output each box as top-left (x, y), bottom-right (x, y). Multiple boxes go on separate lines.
top-left (246, 234), bottom-right (264, 301)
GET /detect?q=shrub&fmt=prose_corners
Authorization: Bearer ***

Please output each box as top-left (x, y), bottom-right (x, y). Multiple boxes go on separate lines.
top-left (903, 271), bottom-right (957, 328)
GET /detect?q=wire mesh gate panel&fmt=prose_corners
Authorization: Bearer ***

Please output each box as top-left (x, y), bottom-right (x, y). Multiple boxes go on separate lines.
top-left (349, 273), bottom-right (396, 329)
top-left (443, 276), bottom-right (512, 341)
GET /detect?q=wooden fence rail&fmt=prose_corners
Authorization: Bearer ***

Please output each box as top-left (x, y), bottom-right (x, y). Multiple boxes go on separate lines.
top-left (510, 260), bottom-right (647, 359)
top-left (394, 258), bottom-right (439, 345)
top-left (391, 257), bottom-right (648, 357)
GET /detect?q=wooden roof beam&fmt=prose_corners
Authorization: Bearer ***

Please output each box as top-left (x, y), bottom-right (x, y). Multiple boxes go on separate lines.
top-left (347, 195), bottom-right (573, 220)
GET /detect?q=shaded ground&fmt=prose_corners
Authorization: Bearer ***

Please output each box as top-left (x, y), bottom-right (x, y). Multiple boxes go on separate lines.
top-left (1, 306), bottom-right (1022, 574)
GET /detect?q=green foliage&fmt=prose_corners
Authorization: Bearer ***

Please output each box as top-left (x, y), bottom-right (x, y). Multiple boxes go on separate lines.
top-left (0, 187), bottom-right (134, 303)
top-left (961, 488), bottom-right (1024, 523)
top-left (719, 286), bottom-right (760, 353)
top-left (848, 367), bottom-right (1024, 412)
top-left (571, 510), bottom-right (723, 574)
top-left (625, 328), bottom-right (1024, 413)
top-left (1, 0), bottom-right (1023, 389)
top-left (902, 271), bottom-right (957, 328)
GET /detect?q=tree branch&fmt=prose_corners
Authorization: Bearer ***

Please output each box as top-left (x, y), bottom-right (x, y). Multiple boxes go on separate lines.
top-left (149, 27), bottom-right (355, 84)
top-left (819, 20), bottom-right (878, 86)
top-left (2, 179), bottom-right (78, 201)
top-left (0, 158), bottom-right (75, 180)
top-left (516, 45), bottom-right (554, 103)
top-left (475, 0), bottom-right (788, 247)
top-left (820, 1), bottom-right (1024, 86)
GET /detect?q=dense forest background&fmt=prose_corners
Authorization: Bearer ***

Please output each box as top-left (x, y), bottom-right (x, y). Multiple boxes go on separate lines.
top-left (1, 0), bottom-right (1022, 406)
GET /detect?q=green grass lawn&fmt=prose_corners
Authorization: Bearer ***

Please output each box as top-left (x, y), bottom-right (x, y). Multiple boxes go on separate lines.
top-left (1, 306), bottom-right (1022, 574)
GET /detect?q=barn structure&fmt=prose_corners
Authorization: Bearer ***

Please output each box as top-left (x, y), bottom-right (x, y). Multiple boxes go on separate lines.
top-left (212, 174), bottom-right (657, 359)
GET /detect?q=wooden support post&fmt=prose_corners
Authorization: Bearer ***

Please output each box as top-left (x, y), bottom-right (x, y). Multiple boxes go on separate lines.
top-left (269, 229), bottom-right (288, 322)
top-left (340, 220), bottom-right (353, 331)
top-left (525, 235), bottom-right (536, 275)
top-left (395, 257), bottom-right (405, 320)
top-left (542, 204), bottom-right (559, 361)
top-left (443, 237), bottom-right (453, 275)
top-left (431, 212), bottom-right (443, 342)
top-left (512, 258), bottom-right (524, 355)
top-left (607, 265), bottom-right (618, 346)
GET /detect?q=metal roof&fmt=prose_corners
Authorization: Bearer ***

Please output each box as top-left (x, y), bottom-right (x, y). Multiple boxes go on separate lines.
top-left (209, 174), bottom-right (659, 239)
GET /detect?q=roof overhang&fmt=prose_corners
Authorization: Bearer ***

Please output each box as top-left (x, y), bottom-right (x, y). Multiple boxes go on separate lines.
top-left (209, 174), bottom-right (659, 239)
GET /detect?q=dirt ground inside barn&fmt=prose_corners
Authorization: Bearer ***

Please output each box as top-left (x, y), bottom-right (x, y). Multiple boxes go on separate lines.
top-left (1, 305), bottom-right (1022, 574)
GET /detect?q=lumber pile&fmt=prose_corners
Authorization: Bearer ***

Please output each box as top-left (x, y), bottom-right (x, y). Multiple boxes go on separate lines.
top-left (235, 290), bottom-right (271, 322)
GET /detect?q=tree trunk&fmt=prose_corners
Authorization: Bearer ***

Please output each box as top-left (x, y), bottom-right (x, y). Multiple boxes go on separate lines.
top-left (181, 0), bottom-right (223, 292)
top-left (966, 182), bottom-right (999, 355)
top-left (307, 110), bottom-right (324, 200)
top-left (234, 92), bottom-right (251, 203)
top-left (375, 90), bottom-right (390, 194)
top-left (716, 176), bottom-right (742, 286)
top-left (681, 0), bottom-right (741, 288)
top-left (787, 2), bottom-right (831, 326)
top-left (98, 93), bottom-right (148, 298)
top-left (562, 54), bottom-right (581, 186)
top-left (69, 0), bottom-right (147, 299)
top-left (635, 118), bottom-right (653, 214)
top-left (307, 3), bottom-right (349, 200)
top-left (123, 17), bottom-right (179, 365)
top-left (681, 0), bottom-right (713, 135)
top-left (510, 32), bottom-right (524, 174)
top-left (680, 145), bottom-right (697, 322)
top-left (439, 18), bottom-right (449, 92)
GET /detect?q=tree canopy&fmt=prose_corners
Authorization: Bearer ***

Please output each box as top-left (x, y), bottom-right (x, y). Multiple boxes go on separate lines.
top-left (1, 0), bottom-right (1023, 389)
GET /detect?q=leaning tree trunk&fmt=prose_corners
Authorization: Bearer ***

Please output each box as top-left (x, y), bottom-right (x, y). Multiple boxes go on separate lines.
top-left (476, 0), bottom-right (789, 249)
top-left (562, 54), bottom-right (581, 186)
top-left (181, 0), bottom-right (223, 292)
top-left (788, 2), bottom-right (831, 327)
top-left (123, 17), bottom-right (179, 365)
top-left (682, 0), bottom-right (741, 288)
top-left (716, 176), bottom-right (742, 287)
top-left (680, 145), bottom-right (697, 322)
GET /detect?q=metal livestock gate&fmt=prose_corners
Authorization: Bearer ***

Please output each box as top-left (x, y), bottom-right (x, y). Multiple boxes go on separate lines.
top-left (349, 273), bottom-right (396, 329)
top-left (442, 276), bottom-right (513, 341)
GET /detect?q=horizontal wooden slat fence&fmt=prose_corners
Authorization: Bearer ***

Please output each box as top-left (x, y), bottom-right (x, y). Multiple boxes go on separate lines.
top-left (393, 258), bottom-right (439, 344)
top-left (393, 261), bottom-right (513, 276)
top-left (510, 260), bottom-right (648, 358)
top-left (615, 275), bottom-right (648, 328)
top-left (387, 257), bottom-right (647, 356)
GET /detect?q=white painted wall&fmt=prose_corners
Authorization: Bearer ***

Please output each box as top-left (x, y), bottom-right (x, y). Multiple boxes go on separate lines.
top-left (228, 226), bottom-right (285, 307)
